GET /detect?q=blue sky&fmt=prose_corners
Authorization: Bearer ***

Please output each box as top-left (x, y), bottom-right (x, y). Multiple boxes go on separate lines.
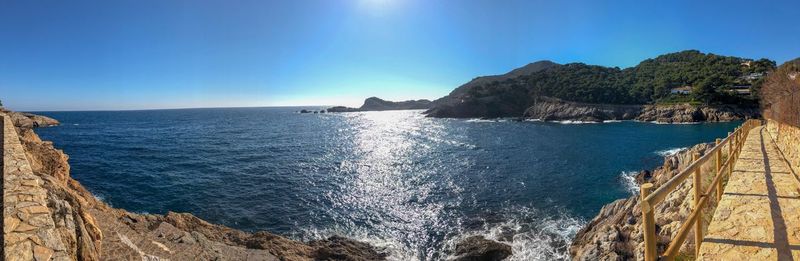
top-left (1, 0), bottom-right (798, 111)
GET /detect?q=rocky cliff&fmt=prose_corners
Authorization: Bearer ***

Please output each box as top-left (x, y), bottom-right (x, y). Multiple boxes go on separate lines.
top-left (327, 97), bottom-right (432, 112)
top-left (570, 142), bottom-right (722, 260)
top-left (2, 110), bottom-right (386, 261)
top-left (521, 98), bottom-right (758, 123)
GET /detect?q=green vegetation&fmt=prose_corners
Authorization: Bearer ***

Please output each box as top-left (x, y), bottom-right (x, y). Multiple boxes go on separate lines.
top-left (466, 50), bottom-right (774, 106)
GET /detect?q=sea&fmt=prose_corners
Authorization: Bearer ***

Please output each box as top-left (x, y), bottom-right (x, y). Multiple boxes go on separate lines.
top-left (33, 108), bottom-right (740, 260)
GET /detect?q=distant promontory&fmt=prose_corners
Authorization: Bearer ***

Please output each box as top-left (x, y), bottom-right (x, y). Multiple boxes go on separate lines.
top-left (327, 97), bottom-right (432, 112)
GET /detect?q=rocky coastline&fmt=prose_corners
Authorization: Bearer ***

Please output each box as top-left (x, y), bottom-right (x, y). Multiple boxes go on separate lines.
top-left (1, 109), bottom-right (389, 261)
top-left (569, 142), bottom-right (720, 260)
top-left (522, 97), bottom-right (760, 123)
top-left (3, 109), bottom-right (513, 260)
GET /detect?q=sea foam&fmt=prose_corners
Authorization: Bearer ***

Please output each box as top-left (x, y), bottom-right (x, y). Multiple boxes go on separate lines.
top-left (620, 171), bottom-right (640, 195)
top-left (655, 147), bottom-right (687, 157)
top-left (443, 208), bottom-right (585, 261)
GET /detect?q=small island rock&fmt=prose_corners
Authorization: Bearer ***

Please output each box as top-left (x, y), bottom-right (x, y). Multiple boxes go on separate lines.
top-left (451, 236), bottom-right (512, 261)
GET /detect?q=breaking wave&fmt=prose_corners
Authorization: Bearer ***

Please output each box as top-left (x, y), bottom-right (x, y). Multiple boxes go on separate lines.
top-left (443, 208), bottom-right (585, 261)
top-left (655, 147), bottom-right (687, 157)
top-left (619, 171), bottom-right (640, 195)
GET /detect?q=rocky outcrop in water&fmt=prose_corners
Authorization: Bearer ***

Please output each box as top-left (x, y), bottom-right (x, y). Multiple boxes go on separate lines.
top-left (521, 98), bottom-right (758, 123)
top-left (450, 236), bottom-right (512, 261)
top-left (569, 143), bottom-right (718, 260)
top-left (2, 111), bottom-right (386, 260)
top-left (2, 109), bottom-right (60, 128)
top-left (327, 97), bottom-right (433, 112)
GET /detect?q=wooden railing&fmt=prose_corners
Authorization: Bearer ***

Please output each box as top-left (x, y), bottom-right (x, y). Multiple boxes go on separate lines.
top-left (640, 119), bottom-right (762, 261)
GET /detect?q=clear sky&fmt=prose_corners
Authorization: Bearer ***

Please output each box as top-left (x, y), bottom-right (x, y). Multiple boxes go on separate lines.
top-left (1, 0), bottom-right (799, 111)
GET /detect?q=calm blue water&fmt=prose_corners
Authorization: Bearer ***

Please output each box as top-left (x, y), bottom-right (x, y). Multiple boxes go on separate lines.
top-left (33, 108), bottom-right (739, 260)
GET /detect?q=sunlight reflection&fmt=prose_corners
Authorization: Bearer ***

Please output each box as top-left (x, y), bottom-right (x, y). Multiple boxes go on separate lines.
top-left (336, 110), bottom-right (459, 259)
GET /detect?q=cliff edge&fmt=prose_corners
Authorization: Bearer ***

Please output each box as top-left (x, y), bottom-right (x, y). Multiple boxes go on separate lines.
top-left (2, 110), bottom-right (387, 261)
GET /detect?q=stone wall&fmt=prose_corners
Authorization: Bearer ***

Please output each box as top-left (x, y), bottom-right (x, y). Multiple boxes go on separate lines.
top-left (765, 119), bottom-right (800, 173)
top-left (3, 114), bottom-right (71, 260)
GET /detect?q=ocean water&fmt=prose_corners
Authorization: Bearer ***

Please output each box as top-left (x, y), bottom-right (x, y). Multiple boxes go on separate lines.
top-left (34, 108), bottom-right (739, 260)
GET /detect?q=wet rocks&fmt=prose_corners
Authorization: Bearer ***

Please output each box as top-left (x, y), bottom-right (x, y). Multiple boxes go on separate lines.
top-left (309, 236), bottom-right (388, 261)
top-left (450, 236), bottom-right (512, 261)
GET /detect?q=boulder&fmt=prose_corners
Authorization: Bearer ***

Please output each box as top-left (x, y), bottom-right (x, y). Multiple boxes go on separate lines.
top-left (309, 236), bottom-right (388, 261)
top-left (451, 236), bottom-right (512, 261)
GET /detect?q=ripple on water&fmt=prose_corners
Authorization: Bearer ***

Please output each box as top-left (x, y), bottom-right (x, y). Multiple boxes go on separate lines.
top-left (32, 108), bottom-right (741, 261)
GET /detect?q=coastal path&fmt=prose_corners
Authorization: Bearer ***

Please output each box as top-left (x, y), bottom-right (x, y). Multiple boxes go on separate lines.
top-left (640, 120), bottom-right (800, 261)
top-left (697, 126), bottom-right (800, 260)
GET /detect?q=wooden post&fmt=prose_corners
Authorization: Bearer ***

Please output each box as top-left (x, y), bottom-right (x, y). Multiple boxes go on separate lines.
top-left (693, 152), bottom-right (703, 256)
top-left (715, 138), bottom-right (722, 201)
top-left (641, 183), bottom-right (657, 261)
top-left (727, 132), bottom-right (733, 177)
top-left (727, 132), bottom-right (733, 159)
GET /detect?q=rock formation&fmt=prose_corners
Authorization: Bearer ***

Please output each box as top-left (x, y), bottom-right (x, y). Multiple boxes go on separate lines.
top-left (450, 236), bottom-right (512, 261)
top-left (521, 97), bottom-right (759, 123)
top-left (2, 110), bottom-right (386, 260)
top-left (522, 97), bottom-right (642, 122)
top-left (637, 104), bottom-right (760, 123)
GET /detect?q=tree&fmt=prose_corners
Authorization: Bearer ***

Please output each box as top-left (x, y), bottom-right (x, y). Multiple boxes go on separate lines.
top-left (693, 75), bottom-right (724, 104)
top-left (761, 58), bottom-right (800, 126)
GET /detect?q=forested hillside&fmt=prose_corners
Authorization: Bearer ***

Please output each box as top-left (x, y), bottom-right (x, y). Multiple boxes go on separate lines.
top-left (427, 50), bottom-right (775, 118)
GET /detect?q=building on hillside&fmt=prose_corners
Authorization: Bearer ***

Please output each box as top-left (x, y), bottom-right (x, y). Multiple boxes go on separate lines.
top-left (730, 85), bottom-right (751, 95)
top-left (741, 72), bottom-right (765, 81)
top-left (670, 86), bottom-right (692, 94)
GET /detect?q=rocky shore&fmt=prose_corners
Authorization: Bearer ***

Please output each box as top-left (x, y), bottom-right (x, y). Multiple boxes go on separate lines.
top-left (426, 96), bottom-right (759, 123)
top-left (522, 97), bottom-right (759, 123)
top-left (569, 142), bottom-right (720, 260)
top-left (2, 109), bottom-right (388, 261)
top-left (3, 109), bottom-right (514, 260)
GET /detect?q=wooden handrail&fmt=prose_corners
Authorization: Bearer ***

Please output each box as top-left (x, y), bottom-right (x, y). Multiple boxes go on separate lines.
top-left (662, 151), bottom-right (736, 258)
top-left (641, 119), bottom-right (762, 261)
top-left (641, 134), bottom-right (730, 212)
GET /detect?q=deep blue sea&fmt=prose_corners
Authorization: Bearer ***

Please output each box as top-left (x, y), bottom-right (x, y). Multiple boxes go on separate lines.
top-left (33, 108), bottom-right (739, 260)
